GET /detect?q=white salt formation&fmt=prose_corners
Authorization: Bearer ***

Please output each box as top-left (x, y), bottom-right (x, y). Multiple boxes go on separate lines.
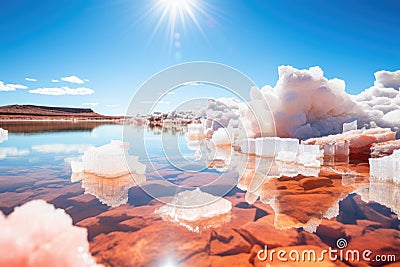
top-left (240, 136), bottom-right (323, 168)
top-left (369, 150), bottom-right (400, 183)
top-left (370, 140), bottom-right (400, 157)
top-left (0, 128), bottom-right (8, 143)
top-left (343, 120), bottom-right (358, 132)
top-left (244, 66), bottom-right (400, 139)
top-left (71, 140), bottom-right (146, 177)
top-left (304, 127), bottom-right (395, 154)
top-left (186, 123), bottom-right (206, 140)
top-left (155, 188), bottom-right (232, 222)
top-left (239, 138), bottom-right (257, 154)
top-left (0, 200), bottom-right (101, 267)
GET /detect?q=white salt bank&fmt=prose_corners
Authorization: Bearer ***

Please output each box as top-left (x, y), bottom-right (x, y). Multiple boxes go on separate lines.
top-left (155, 188), bottom-right (232, 222)
top-left (0, 200), bottom-right (101, 267)
top-left (0, 128), bottom-right (8, 143)
top-left (71, 140), bottom-right (146, 177)
top-left (304, 127), bottom-right (396, 154)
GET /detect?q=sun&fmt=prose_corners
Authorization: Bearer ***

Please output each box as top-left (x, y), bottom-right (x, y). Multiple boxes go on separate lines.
top-left (147, 0), bottom-right (210, 47)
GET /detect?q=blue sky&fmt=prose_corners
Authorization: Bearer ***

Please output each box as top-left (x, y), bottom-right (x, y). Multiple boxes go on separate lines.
top-left (0, 0), bottom-right (399, 115)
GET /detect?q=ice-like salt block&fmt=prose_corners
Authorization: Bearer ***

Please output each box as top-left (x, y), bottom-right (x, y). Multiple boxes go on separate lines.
top-left (186, 123), bottom-right (206, 140)
top-left (71, 161), bottom-right (84, 173)
top-left (276, 161), bottom-right (299, 177)
top-left (371, 140), bottom-right (400, 157)
top-left (335, 140), bottom-right (350, 156)
top-left (255, 137), bottom-right (280, 157)
top-left (239, 138), bottom-right (256, 154)
top-left (297, 154), bottom-right (321, 167)
top-left (323, 142), bottom-right (335, 156)
top-left (343, 120), bottom-right (357, 133)
top-left (155, 188), bottom-right (232, 222)
top-left (71, 140), bottom-right (146, 177)
top-left (304, 127), bottom-right (396, 154)
top-left (0, 200), bottom-right (101, 267)
top-left (0, 128), bottom-right (8, 143)
top-left (299, 144), bottom-right (323, 158)
top-left (369, 149), bottom-right (400, 183)
top-left (298, 166), bottom-right (320, 177)
top-left (279, 138), bottom-right (299, 154)
top-left (211, 128), bottom-right (231, 147)
top-left (276, 151), bottom-right (297, 162)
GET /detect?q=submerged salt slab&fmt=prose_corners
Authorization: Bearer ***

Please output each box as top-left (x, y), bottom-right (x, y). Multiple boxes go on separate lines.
top-left (304, 127), bottom-right (396, 154)
top-left (0, 200), bottom-right (101, 267)
top-left (369, 149), bottom-right (400, 183)
top-left (371, 140), bottom-right (400, 157)
top-left (155, 188), bottom-right (232, 222)
top-left (71, 140), bottom-right (146, 177)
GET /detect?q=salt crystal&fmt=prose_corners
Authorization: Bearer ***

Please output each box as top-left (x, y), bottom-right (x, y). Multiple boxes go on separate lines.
top-left (239, 138), bottom-right (256, 154)
top-left (155, 188), bottom-right (232, 222)
top-left (255, 137), bottom-right (280, 157)
top-left (343, 120), bottom-right (357, 133)
top-left (71, 140), bottom-right (146, 177)
top-left (369, 149), bottom-right (400, 183)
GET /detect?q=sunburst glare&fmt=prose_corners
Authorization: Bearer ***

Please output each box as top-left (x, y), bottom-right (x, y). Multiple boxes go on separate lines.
top-left (144, 0), bottom-right (214, 49)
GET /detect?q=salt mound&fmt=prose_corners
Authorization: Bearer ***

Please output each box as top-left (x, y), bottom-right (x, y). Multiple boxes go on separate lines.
top-left (154, 188), bottom-right (232, 222)
top-left (0, 128), bottom-right (8, 143)
top-left (0, 200), bottom-right (101, 267)
top-left (371, 140), bottom-right (400, 157)
top-left (303, 127), bottom-right (396, 154)
top-left (71, 140), bottom-right (146, 177)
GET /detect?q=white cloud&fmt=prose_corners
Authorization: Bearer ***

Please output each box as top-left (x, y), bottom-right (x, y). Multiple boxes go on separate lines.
top-left (25, 77), bottom-right (37, 82)
top-left (61, 75), bottom-right (85, 84)
top-left (83, 79), bottom-right (90, 82)
top-left (29, 86), bottom-right (94, 96)
top-left (0, 81), bottom-right (28, 91)
top-left (51, 79), bottom-right (60, 83)
top-left (82, 102), bottom-right (99, 107)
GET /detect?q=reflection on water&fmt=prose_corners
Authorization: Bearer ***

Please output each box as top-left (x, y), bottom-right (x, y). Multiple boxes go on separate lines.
top-left (0, 122), bottom-right (400, 266)
top-left (0, 121), bottom-right (117, 134)
top-left (71, 172), bottom-right (146, 207)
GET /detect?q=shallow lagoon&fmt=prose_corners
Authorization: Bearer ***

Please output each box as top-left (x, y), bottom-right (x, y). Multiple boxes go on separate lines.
top-left (0, 122), bottom-right (399, 266)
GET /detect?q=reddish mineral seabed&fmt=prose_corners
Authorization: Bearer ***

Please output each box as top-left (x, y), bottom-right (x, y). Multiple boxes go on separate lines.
top-left (1, 157), bottom-right (400, 266)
